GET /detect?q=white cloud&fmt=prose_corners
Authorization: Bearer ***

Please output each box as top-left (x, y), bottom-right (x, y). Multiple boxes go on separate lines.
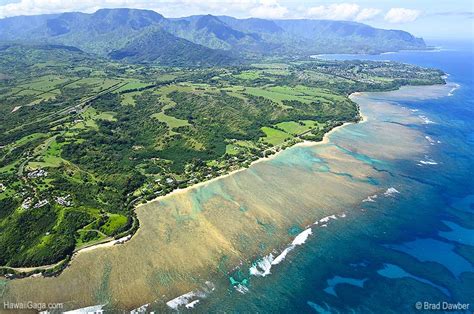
top-left (0, 0), bottom-right (419, 25)
top-left (0, 0), bottom-right (261, 18)
top-left (306, 3), bottom-right (380, 22)
top-left (0, 0), bottom-right (133, 18)
top-left (384, 8), bottom-right (420, 23)
top-left (355, 8), bottom-right (381, 21)
top-left (249, 0), bottom-right (288, 19)
top-left (307, 3), bottom-right (359, 20)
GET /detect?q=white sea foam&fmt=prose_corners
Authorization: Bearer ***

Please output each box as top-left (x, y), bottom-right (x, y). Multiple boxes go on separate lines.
top-left (315, 214), bottom-right (337, 225)
top-left (185, 300), bottom-right (200, 309)
top-left (292, 228), bottom-right (313, 245)
top-left (418, 115), bottom-right (435, 124)
top-left (131, 304), bottom-right (149, 313)
top-left (166, 281), bottom-right (214, 310)
top-left (166, 291), bottom-right (200, 310)
top-left (234, 284), bottom-right (249, 294)
top-left (249, 212), bottom-right (347, 278)
top-left (425, 136), bottom-right (436, 145)
top-left (250, 228), bottom-right (313, 276)
top-left (272, 246), bottom-right (294, 265)
top-left (63, 304), bottom-right (106, 314)
top-left (384, 187), bottom-right (400, 197)
top-left (320, 217), bottom-right (330, 223)
top-left (448, 83), bottom-right (460, 96)
top-left (419, 160), bottom-right (438, 165)
top-left (250, 254), bottom-right (274, 277)
top-left (419, 155), bottom-right (438, 165)
top-left (362, 194), bottom-right (378, 202)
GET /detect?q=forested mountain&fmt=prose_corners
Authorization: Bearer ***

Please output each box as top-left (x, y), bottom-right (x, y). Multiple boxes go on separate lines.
top-left (108, 28), bottom-right (235, 66)
top-left (0, 8), bottom-right (427, 65)
top-left (0, 9), bottom-right (165, 54)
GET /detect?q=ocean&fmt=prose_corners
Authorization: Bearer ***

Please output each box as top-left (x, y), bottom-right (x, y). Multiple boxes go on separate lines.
top-left (200, 41), bottom-right (474, 313)
top-left (2, 41), bottom-right (473, 313)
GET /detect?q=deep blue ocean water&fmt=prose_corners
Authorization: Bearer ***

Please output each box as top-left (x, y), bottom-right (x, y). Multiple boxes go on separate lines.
top-left (201, 41), bottom-right (474, 313)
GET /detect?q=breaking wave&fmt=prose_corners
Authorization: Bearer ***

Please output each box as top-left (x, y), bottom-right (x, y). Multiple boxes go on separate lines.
top-left (448, 83), bottom-right (460, 96)
top-left (249, 211), bottom-right (348, 278)
top-left (250, 228), bottom-right (313, 277)
top-left (384, 187), bottom-right (400, 197)
top-left (418, 115), bottom-right (435, 124)
top-left (362, 194), bottom-right (378, 202)
top-left (166, 281), bottom-right (215, 310)
top-left (418, 155), bottom-right (438, 166)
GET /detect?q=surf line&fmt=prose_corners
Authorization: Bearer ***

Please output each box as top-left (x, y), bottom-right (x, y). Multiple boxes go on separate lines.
top-left (247, 212), bottom-right (347, 281)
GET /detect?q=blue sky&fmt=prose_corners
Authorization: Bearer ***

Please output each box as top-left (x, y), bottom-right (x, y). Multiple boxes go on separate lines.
top-left (0, 0), bottom-right (472, 40)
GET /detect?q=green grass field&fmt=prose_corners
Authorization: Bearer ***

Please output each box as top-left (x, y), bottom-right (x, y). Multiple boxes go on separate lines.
top-left (225, 144), bottom-right (239, 155)
top-left (234, 70), bottom-right (262, 80)
top-left (242, 87), bottom-right (298, 107)
top-left (114, 80), bottom-right (152, 93)
top-left (275, 120), bottom-right (320, 135)
top-left (231, 85), bottom-right (346, 110)
top-left (260, 127), bottom-right (292, 146)
top-left (100, 214), bottom-right (128, 236)
top-left (30, 92), bottom-right (58, 105)
top-left (152, 112), bottom-right (189, 129)
top-left (28, 138), bottom-right (66, 169)
top-left (72, 107), bottom-right (117, 130)
top-left (120, 91), bottom-right (142, 106)
top-left (21, 75), bottom-right (70, 92)
top-left (82, 107), bottom-right (116, 121)
top-left (64, 77), bottom-right (122, 93)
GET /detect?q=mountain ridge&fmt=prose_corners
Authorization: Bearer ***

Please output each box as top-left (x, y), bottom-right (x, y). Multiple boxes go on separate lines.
top-left (0, 8), bottom-right (427, 65)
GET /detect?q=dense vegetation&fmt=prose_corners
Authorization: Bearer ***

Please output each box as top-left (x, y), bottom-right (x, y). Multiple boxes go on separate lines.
top-left (0, 43), bottom-right (444, 270)
top-left (0, 8), bottom-right (428, 66)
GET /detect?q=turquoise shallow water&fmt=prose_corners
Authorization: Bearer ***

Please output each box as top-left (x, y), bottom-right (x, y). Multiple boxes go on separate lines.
top-left (195, 41), bottom-right (474, 313)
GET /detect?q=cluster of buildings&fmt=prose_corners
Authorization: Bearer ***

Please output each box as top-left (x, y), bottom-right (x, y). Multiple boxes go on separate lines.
top-left (27, 169), bottom-right (48, 179)
top-left (21, 197), bottom-right (49, 209)
top-left (21, 195), bottom-right (72, 210)
top-left (19, 168), bottom-right (74, 211)
top-left (21, 197), bottom-right (32, 209)
top-left (33, 199), bottom-right (49, 209)
top-left (55, 194), bottom-right (72, 207)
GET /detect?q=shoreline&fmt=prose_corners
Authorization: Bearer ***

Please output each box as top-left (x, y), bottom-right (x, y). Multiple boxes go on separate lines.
top-left (136, 117), bottom-right (363, 206)
top-left (133, 92), bottom-right (369, 207)
top-left (0, 104), bottom-right (367, 278)
top-left (0, 92), bottom-right (372, 278)
top-left (66, 111), bottom-right (365, 258)
top-left (1, 92), bottom-right (368, 278)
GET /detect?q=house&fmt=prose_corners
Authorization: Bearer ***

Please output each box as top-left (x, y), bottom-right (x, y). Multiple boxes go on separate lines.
top-left (21, 197), bottom-right (32, 209)
top-left (55, 194), bottom-right (72, 207)
top-left (34, 199), bottom-right (49, 208)
top-left (27, 169), bottom-right (48, 179)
